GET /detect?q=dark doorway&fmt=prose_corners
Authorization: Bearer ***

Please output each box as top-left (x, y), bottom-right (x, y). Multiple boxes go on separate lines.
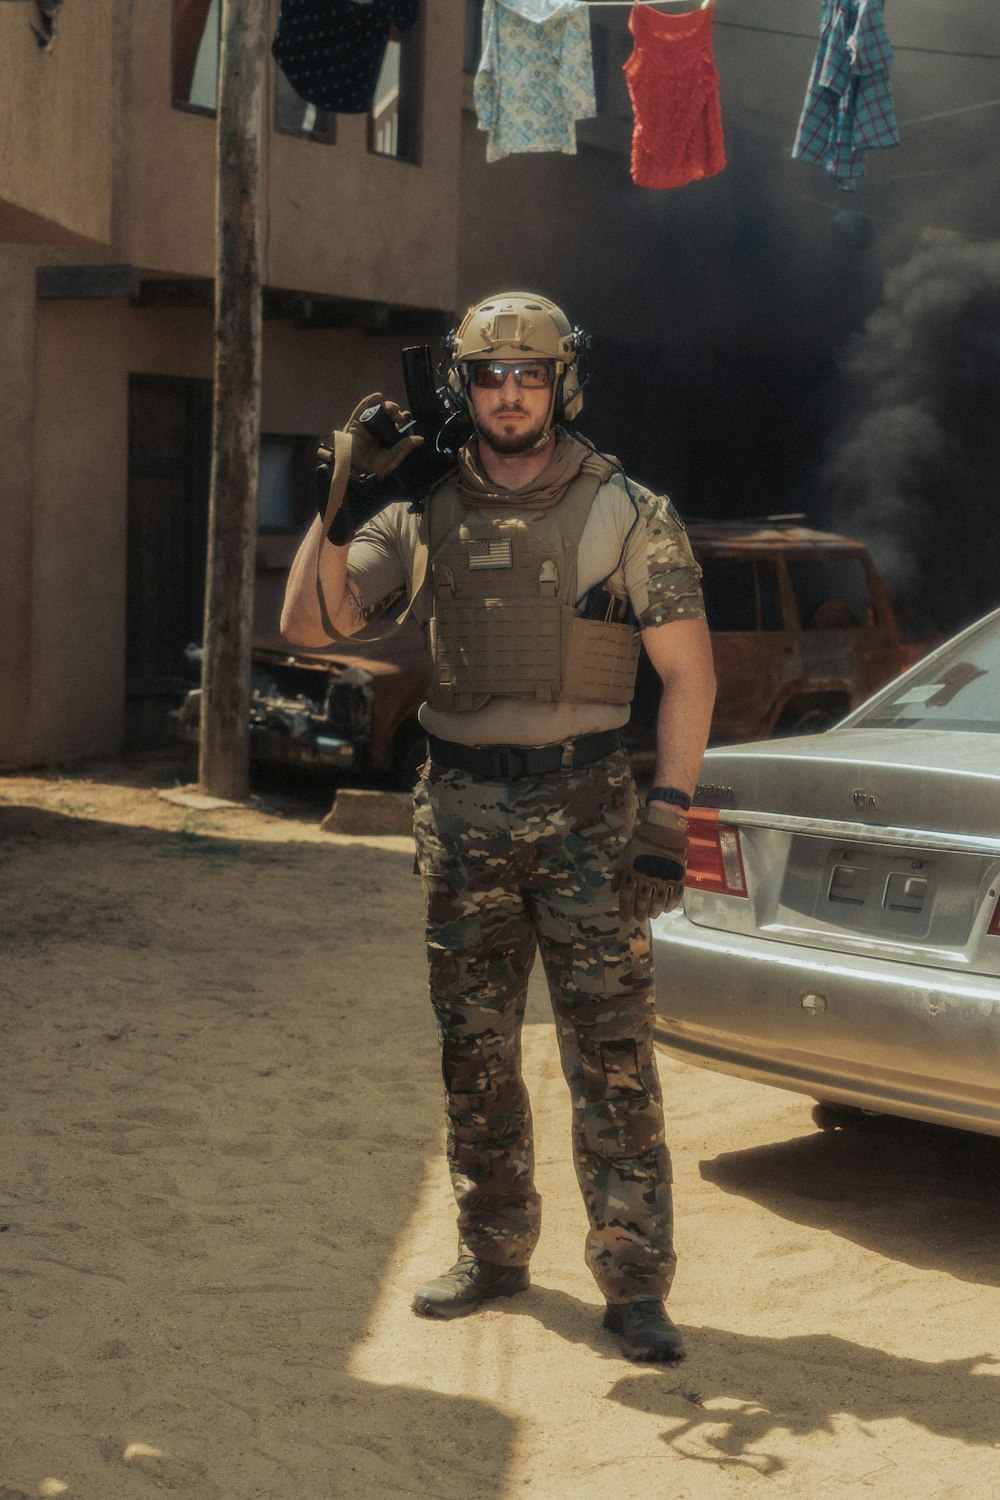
top-left (125, 375), bottom-right (211, 747)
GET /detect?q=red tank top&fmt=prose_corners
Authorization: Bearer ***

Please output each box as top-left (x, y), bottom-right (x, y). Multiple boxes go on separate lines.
top-left (624, 2), bottom-right (727, 190)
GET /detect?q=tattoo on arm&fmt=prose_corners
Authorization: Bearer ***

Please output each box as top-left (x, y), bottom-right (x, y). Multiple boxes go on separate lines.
top-left (344, 575), bottom-right (405, 629)
top-left (345, 579), bottom-right (366, 629)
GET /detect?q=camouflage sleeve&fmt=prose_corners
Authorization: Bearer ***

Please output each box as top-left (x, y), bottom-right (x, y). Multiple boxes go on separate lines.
top-left (622, 483), bottom-right (705, 628)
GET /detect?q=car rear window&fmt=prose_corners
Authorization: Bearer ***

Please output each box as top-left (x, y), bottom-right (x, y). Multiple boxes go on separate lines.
top-left (699, 559), bottom-right (782, 632)
top-left (852, 612), bottom-right (1000, 733)
top-left (785, 556), bottom-right (874, 630)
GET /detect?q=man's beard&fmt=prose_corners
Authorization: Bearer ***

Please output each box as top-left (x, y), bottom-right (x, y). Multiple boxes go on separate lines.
top-left (477, 409), bottom-right (550, 455)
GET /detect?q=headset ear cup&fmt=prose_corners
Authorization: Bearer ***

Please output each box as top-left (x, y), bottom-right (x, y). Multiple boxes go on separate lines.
top-left (445, 365), bottom-right (465, 406)
top-left (561, 367), bottom-right (583, 422)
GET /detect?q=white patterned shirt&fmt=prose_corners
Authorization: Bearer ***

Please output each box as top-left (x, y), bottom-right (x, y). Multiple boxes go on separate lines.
top-left (474, 0), bottom-right (596, 163)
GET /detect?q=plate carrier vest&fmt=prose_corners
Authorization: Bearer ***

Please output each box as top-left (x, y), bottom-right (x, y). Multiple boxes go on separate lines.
top-left (425, 454), bottom-right (642, 713)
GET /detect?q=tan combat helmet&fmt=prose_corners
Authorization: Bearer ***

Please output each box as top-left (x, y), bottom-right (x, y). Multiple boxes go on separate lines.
top-left (446, 291), bottom-right (587, 425)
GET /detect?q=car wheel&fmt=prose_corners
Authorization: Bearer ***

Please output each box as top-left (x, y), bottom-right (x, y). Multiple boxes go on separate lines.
top-left (811, 1101), bottom-right (881, 1132)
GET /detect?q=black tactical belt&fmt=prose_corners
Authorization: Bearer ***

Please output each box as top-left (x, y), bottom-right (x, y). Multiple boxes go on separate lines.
top-left (426, 729), bottom-right (623, 781)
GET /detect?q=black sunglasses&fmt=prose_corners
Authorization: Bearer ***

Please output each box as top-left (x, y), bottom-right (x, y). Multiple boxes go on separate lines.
top-left (469, 360), bottom-right (554, 389)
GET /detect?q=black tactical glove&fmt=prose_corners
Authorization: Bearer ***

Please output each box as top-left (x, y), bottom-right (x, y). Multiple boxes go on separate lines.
top-left (318, 392), bottom-right (423, 485)
top-left (316, 393), bottom-right (425, 546)
top-left (614, 801), bottom-right (688, 923)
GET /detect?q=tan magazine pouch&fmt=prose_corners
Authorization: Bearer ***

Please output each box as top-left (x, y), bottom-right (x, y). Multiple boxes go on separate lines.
top-left (562, 603), bottom-right (642, 705)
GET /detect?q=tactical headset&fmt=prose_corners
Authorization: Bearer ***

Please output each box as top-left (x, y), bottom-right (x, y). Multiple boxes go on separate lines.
top-left (445, 292), bottom-right (591, 431)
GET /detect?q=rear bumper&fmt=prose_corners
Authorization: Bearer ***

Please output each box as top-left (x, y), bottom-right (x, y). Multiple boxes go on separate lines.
top-left (652, 909), bottom-right (1000, 1135)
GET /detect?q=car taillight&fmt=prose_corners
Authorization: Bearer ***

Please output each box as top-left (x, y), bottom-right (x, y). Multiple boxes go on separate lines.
top-left (686, 808), bottom-right (748, 896)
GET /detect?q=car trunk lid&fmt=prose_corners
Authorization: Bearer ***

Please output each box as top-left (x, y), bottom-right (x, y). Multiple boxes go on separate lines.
top-left (687, 730), bottom-right (1000, 975)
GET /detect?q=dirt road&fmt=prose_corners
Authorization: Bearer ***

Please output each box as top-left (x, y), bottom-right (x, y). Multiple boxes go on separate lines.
top-left (2, 756), bottom-right (998, 1499)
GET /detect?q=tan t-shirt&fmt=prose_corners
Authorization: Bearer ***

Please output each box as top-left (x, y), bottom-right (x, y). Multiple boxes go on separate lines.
top-left (347, 472), bottom-right (705, 747)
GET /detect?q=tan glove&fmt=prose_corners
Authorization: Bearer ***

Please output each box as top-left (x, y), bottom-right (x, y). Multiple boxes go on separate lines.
top-left (318, 392), bottom-right (424, 483)
top-left (614, 801), bottom-right (688, 923)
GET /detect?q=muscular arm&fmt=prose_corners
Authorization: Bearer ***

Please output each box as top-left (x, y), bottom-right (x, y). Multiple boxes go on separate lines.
top-left (641, 616), bottom-right (716, 797)
top-left (279, 517), bottom-right (367, 644)
top-left (613, 615), bottom-right (715, 921)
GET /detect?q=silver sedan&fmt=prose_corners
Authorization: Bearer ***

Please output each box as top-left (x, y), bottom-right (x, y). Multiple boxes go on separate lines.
top-left (654, 604), bottom-right (1000, 1135)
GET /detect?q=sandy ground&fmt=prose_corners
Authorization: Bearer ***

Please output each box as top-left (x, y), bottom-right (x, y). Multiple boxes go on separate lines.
top-left (2, 752), bottom-right (999, 1500)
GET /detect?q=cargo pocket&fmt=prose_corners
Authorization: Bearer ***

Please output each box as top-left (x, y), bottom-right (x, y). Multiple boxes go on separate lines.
top-left (442, 1040), bottom-right (496, 1097)
top-left (578, 1040), bottom-right (665, 1160)
top-left (600, 1040), bottom-right (647, 1098)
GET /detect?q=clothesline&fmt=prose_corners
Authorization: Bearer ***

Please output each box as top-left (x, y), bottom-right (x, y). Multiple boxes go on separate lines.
top-left (718, 18), bottom-right (1000, 61)
top-left (580, 2), bottom-right (711, 9)
top-left (568, 2), bottom-right (1000, 61)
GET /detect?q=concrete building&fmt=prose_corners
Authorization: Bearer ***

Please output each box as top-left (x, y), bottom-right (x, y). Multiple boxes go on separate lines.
top-left (1, 0), bottom-right (463, 767)
top-left (3, 0), bottom-right (997, 767)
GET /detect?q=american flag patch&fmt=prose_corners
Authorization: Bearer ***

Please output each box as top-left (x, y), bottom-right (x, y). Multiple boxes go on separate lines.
top-left (467, 539), bottom-right (513, 570)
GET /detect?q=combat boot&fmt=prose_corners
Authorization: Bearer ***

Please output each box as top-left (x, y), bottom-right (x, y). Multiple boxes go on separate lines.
top-left (603, 1299), bottom-right (685, 1361)
top-left (412, 1253), bottom-right (530, 1319)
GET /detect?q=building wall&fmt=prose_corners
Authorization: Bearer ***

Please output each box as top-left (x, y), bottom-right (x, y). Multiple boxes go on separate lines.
top-left (0, 1), bottom-right (467, 768)
top-left (12, 298), bottom-right (422, 767)
top-left (126, 0), bottom-right (463, 309)
top-left (0, 0), bottom-right (121, 245)
top-left (29, 301), bottom-right (212, 762)
top-left (261, 1), bottom-right (464, 309)
top-left (0, 252), bottom-right (39, 767)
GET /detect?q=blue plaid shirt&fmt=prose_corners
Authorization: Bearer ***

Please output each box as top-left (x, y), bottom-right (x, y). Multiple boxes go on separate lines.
top-left (792, 0), bottom-right (899, 190)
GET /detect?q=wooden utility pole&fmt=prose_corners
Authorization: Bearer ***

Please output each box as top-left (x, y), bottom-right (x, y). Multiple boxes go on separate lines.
top-left (199, 0), bottom-right (267, 799)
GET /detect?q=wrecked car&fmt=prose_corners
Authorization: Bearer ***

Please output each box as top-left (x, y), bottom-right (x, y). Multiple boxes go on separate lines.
top-left (628, 518), bottom-right (920, 768)
top-left (176, 620), bottom-right (430, 788)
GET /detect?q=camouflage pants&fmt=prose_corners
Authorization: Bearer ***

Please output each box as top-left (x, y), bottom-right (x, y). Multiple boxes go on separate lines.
top-left (412, 749), bottom-right (675, 1304)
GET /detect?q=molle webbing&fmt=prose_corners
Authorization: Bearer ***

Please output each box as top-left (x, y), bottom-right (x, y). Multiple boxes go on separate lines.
top-left (426, 457), bottom-right (641, 712)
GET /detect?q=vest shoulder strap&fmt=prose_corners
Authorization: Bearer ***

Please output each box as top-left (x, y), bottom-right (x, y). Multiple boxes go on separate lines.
top-left (551, 458), bottom-right (615, 552)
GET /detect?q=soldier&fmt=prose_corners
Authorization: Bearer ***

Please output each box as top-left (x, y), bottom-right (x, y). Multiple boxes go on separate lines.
top-left (281, 292), bottom-right (715, 1361)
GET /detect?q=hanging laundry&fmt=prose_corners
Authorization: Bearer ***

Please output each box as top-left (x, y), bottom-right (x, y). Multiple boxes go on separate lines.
top-left (474, 0), bottom-right (596, 164)
top-left (792, 0), bottom-right (899, 191)
top-left (272, 0), bottom-right (419, 115)
top-left (623, 1), bottom-right (726, 191)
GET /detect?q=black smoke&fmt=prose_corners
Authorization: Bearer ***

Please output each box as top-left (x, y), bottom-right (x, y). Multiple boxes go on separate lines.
top-left (819, 235), bottom-right (1000, 635)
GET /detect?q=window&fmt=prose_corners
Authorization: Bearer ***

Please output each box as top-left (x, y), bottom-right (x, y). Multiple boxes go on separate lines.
top-left (173, 0), bottom-right (219, 112)
top-left (174, 0), bottom-right (336, 141)
top-left (852, 611), bottom-right (1000, 734)
top-left (786, 557), bottom-right (874, 631)
top-left (700, 559), bottom-right (783, 633)
top-left (369, 24), bottom-right (422, 161)
top-left (463, 0), bottom-right (485, 74)
top-left (258, 436), bottom-right (316, 534)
